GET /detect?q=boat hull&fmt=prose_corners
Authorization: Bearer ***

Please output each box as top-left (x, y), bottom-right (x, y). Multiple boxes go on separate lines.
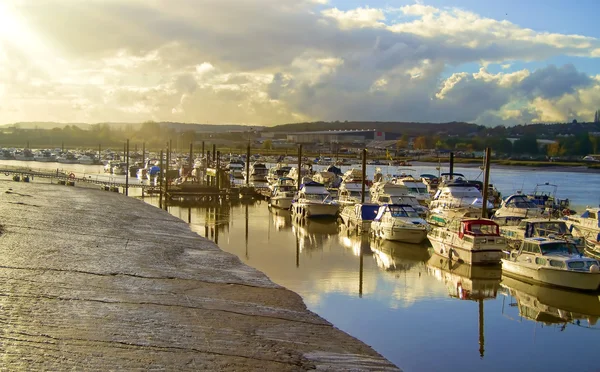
top-left (292, 202), bottom-right (338, 218)
top-left (428, 236), bottom-right (502, 265)
top-left (372, 222), bottom-right (428, 244)
top-left (501, 259), bottom-right (600, 291)
top-left (270, 196), bottom-right (292, 210)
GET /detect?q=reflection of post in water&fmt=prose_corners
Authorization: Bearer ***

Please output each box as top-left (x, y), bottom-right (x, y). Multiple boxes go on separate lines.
top-left (204, 207), bottom-right (209, 238)
top-left (295, 232), bottom-right (300, 268)
top-left (214, 205), bottom-right (220, 245)
top-left (479, 299), bottom-right (485, 358)
top-left (245, 203), bottom-right (249, 260)
top-left (188, 207), bottom-right (192, 224)
top-left (359, 234), bottom-right (369, 298)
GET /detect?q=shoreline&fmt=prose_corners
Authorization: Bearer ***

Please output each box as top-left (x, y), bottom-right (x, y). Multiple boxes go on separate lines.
top-left (0, 180), bottom-right (398, 370)
top-left (411, 161), bottom-right (600, 173)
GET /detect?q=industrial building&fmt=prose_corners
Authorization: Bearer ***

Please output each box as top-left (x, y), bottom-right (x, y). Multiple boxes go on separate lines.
top-left (286, 129), bottom-right (387, 144)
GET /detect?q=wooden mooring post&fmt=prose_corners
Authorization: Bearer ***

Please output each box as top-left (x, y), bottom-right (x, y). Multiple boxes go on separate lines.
top-left (125, 139), bottom-right (130, 196)
top-left (361, 148), bottom-right (367, 204)
top-left (164, 146), bottom-right (170, 211)
top-left (159, 150), bottom-right (164, 209)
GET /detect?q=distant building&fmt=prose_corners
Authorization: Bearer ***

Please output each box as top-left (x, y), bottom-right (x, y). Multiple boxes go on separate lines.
top-left (286, 129), bottom-right (386, 144)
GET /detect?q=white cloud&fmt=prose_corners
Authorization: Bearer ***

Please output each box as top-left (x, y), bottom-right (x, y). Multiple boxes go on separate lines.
top-left (1, 0), bottom-right (599, 126)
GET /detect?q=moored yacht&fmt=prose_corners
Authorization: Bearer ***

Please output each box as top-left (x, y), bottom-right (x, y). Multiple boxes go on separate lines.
top-left (337, 181), bottom-right (368, 206)
top-left (269, 177), bottom-right (297, 210)
top-left (391, 171), bottom-right (431, 205)
top-left (492, 194), bottom-right (546, 225)
top-left (428, 218), bottom-right (505, 265)
top-left (246, 162), bottom-right (268, 183)
top-left (500, 218), bottom-right (584, 250)
top-left (370, 181), bottom-right (428, 217)
top-left (370, 204), bottom-right (429, 244)
top-left (564, 208), bottom-right (600, 250)
top-left (429, 179), bottom-right (493, 215)
top-left (267, 163), bottom-right (291, 184)
top-left (339, 203), bottom-right (379, 233)
top-left (291, 181), bottom-right (338, 219)
top-left (502, 237), bottom-right (600, 291)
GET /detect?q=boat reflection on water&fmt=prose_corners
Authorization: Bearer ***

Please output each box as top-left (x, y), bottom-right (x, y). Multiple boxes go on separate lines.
top-left (427, 253), bottom-right (502, 358)
top-left (371, 239), bottom-right (430, 273)
top-left (270, 208), bottom-right (292, 231)
top-left (293, 219), bottom-right (339, 253)
top-left (337, 233), bottom-right (373, 297)
top-left (427, 253), bottom-right (502, 301)
top-left (500, 275), bottom-right (600, 329)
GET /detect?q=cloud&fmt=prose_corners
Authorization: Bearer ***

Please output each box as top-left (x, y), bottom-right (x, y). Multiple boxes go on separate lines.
top-left (1, 0), bottom-right (599, 126)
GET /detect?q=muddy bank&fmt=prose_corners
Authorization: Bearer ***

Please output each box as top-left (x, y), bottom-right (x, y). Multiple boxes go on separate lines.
top-left (0, 181), bottom-right (398, 371)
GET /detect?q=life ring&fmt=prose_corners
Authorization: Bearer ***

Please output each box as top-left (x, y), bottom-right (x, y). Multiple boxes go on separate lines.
top-left (68, 173), bottom-right (76, 180)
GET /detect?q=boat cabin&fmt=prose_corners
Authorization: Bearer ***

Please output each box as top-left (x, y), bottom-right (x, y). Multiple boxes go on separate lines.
top-left (374, 204), bottom-right (421, 221)
top-left (458, 219), bottom-right (500, 238)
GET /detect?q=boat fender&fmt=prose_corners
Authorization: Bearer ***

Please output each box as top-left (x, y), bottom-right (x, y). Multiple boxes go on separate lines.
top-left (590, 264), bottom-right (599, 273)
top-left (68, 173), bottom-right (76, 180)
top-left (569, 224), bottom-right (574, 233)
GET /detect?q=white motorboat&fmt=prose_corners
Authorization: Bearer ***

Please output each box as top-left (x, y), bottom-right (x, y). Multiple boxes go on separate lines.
top-left (14, 149), bottom-right (34, 161)
top-left (339, 203), bottom-right (379, 232)
top-left (269, 177), bottom-right (297, 210)
top-left (267, 163), bottom-right (292, 184)
top-left (492, 194), bottom-right (546, 225)
top-left (226, 161), bottom-right (245, 181)
top-left (56, 152), bottom-right (79, 164)
top-left (420, 174), bottom-right (440, 194)
top-left (287, 166), bottom-right (313, 188)
top-left (245, 162), bottom-right (268, 183)
top-left (565, 207), bottom-right (600, 248)
top-left (428, 218), bottom-right (505, 265)
top-left (337, 181), bottom-right (368, 206)
top-left (429, 179), bottom-right (493, 215)
top-left (312, 171), bottom-right (339, 189)
top-left (112, 162), bottom-right (127, 175)
top-left (370, 181), bottom-right (428, 217)
top-left (392, 171), bottom-right (431, 205)
top-left (500, 218), bottom-right (584, 250)
top-left (78, 155), bottom-right (97, 165)
top-left (34, 151), bottom-right (56, 162)
top-left (371, 204), bottom-right (429, 244)
top-left (502, 237), bottom-right (600, 291)
top-left (291, 181), bottom-right (339, 218)
top-left (341, 168), bottom-right (365, 183)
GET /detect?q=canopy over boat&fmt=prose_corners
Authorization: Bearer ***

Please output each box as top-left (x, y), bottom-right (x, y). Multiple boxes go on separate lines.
top-left (460, 219), bottom-right (500, 237)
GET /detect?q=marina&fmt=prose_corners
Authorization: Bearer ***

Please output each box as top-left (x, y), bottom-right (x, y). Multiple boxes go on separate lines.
top-left (2, 155), bottom-right (600, 371)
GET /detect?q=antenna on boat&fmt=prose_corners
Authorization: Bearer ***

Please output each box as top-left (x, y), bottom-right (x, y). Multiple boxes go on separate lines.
top-left (481, 147), bottom-right (491, 219)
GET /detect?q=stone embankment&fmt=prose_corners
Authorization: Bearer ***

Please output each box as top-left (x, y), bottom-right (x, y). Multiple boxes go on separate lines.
top-left (0, 181), bottom-right (398, 371)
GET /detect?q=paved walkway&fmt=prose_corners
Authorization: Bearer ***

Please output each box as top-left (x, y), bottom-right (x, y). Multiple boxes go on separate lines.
top-left (0, 180), bottom-right (399, 371)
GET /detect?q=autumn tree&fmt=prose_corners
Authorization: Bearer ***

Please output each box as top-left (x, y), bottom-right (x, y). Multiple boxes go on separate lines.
top-left (263, 139), bottom-right (273, 150)
top-left (413, 136), bottom-right (428, 150)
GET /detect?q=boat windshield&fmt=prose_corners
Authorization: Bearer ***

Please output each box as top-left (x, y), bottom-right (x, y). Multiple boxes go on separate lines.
top-left (392, 196), bottom-right (418, 205)
top-left (540, 242), bottom-right (578, 255)
top-left (406, 187), bottom-right (428, 194)
top-left (466, 223), bottom-right (499, 236)
top-left (531, 222), bottom-right (568, 237)
top-left (277, 186), bottom-right (296, 192)
top-left (506, 195), bottom-right (538, 209)
top-left (304, 193), bottom-right (328, 202)
top-left (389, 206), bottom-right (420, 218)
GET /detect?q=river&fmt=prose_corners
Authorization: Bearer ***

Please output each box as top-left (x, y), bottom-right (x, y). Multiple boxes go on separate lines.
top-left (2, 159), bottom-right (600, 371)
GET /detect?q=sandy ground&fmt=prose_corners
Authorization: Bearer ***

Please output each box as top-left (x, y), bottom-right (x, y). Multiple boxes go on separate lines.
top-left (0, 180), bottom-right (398, 371)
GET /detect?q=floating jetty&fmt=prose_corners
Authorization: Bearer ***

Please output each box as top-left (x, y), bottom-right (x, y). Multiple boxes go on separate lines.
top-left (0, 180), bottom-right (398, 370)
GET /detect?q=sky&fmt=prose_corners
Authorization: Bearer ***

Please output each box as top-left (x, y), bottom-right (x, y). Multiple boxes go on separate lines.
top-left (0, 0), bottom-right (599, 127)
